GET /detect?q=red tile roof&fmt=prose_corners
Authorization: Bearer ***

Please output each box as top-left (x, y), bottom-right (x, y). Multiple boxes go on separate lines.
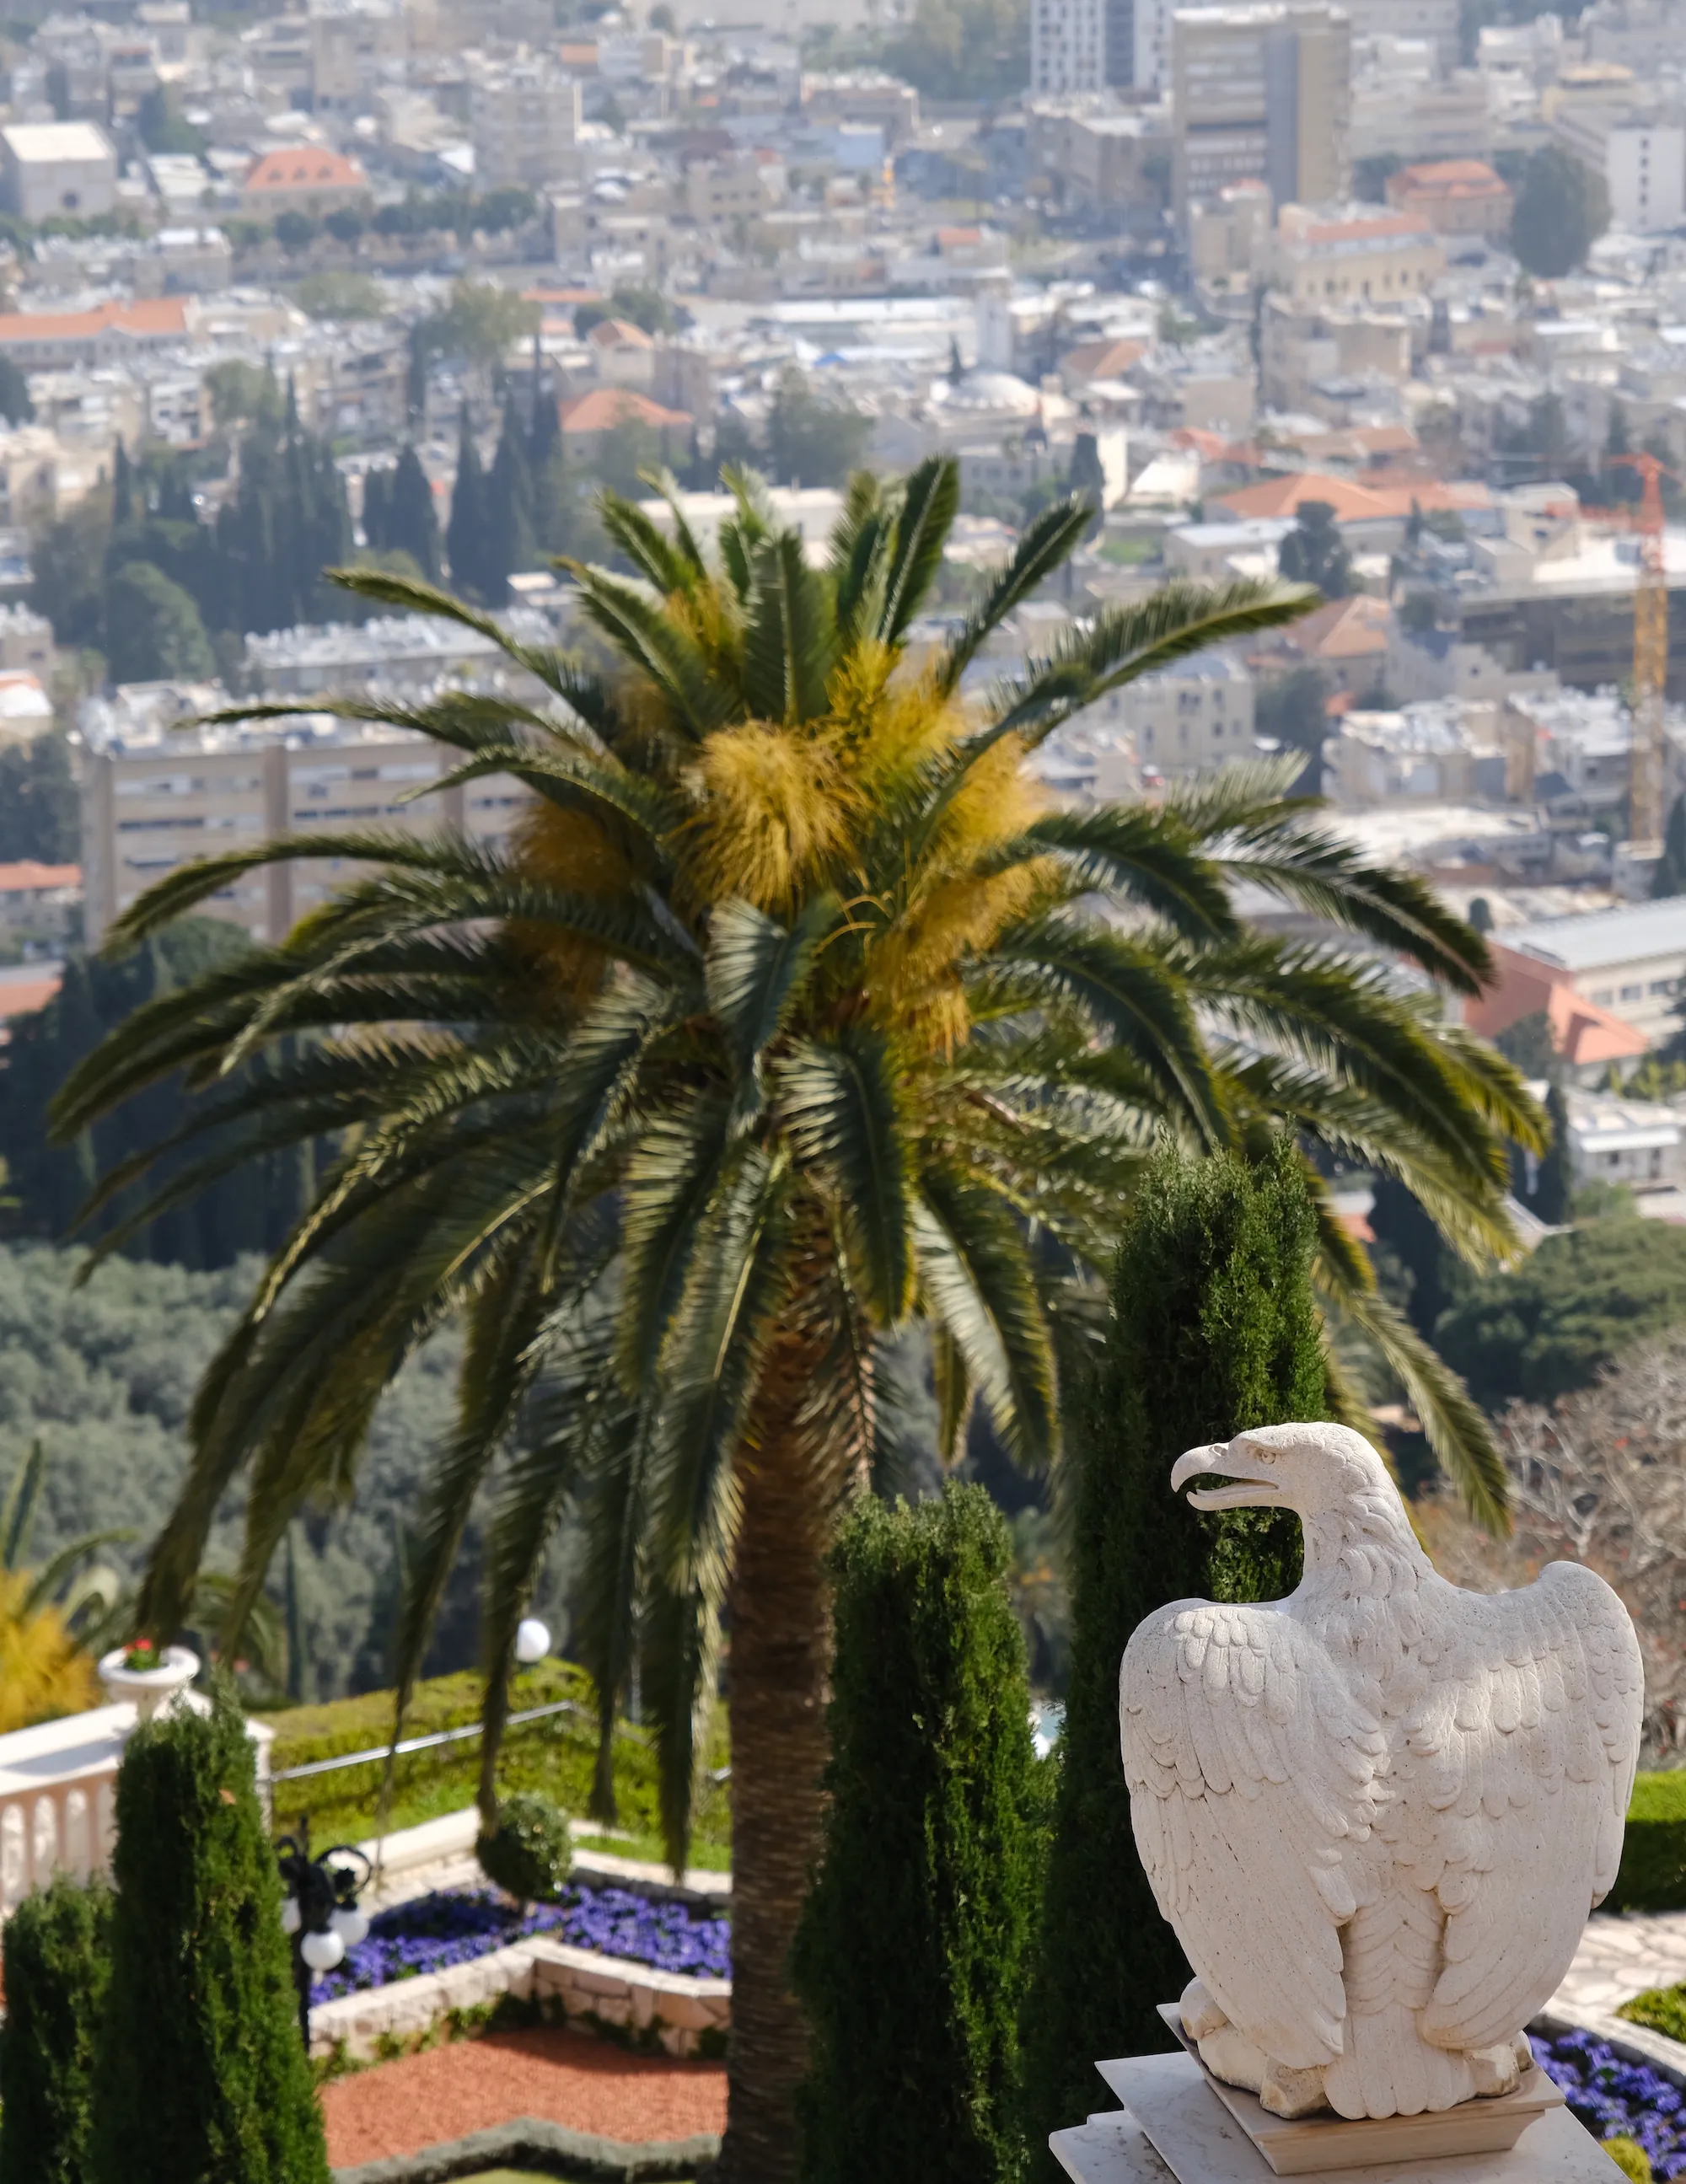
top-left (0, 970), bottom-right (62, 1019)
top-left (244, 148), bottom-right (367, 193)
top-left (1214, 471), bottom-right (1490, 523)
top-left (558, 388), bottom-right (692, 434)
top-left (588, 316), bottom-right (654, 349)
top-left (1062, 336), bottom-right (1146, 379)
top-left (0, 296), bottom-right (190, 346)
top-left (0, 861), bottom-right (77, 891)
top-left (1391, 158), bottom-right (1510, 199)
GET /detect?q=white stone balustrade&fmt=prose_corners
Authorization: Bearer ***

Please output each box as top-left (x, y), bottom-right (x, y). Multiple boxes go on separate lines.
top-left (0, 1697), bottom-right (274, 1919)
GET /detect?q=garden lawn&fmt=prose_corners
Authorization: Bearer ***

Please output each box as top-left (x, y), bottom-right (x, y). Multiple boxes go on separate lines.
top-left (259, 1665), bottom-right (730, 1859)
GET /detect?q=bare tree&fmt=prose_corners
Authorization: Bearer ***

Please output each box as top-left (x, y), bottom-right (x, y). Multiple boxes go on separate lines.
top-left (1420, 1335), bottom-right (1686, 1764)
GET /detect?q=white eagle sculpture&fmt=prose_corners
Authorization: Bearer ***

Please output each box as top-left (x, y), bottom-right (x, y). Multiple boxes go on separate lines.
top-left (1119, 1421), bottom-right (1644, 2124)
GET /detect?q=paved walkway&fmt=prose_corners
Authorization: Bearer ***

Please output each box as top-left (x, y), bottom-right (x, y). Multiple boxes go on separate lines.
top-left (1555, 1911), bottom-right (1686, 2019)
top-left (319, 2024), bottom-right (726, 2170)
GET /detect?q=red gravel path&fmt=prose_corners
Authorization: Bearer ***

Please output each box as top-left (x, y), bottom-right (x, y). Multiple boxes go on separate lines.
top-left (320, 2026), bottom-right (727, 2168)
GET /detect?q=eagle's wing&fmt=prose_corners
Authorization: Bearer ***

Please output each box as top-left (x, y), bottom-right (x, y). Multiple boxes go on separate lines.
top-left (1404, 1560), bottom-right (1643, 2055)
top-left (1120, 1598), bottom-right (1388, 2072)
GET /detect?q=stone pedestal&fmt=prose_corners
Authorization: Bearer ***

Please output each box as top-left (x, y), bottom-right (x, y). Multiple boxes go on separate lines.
top-left (1050, 2052), bottom-right (1626, 2184)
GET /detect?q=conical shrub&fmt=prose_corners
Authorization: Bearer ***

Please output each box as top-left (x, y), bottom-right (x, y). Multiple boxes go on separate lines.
top-left (794, 1484), bottom-right (1046, 2184)
top-left (0, 1871), bottom-right (112, 2184)
top-left (91, 1682), bottom-right (329, 2184)
top-left (1026, 1139), bottom-right (1329, 2167)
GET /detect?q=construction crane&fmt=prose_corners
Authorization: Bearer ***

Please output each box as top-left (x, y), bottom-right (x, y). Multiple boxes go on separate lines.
top-left (1585, 453), bottom-right (1678, 852)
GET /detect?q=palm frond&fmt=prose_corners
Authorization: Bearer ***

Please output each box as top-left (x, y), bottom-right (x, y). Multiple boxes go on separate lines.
top-left (936, 496), bottom-right (1093, 695)
top-left (775, 1030), bottom-right (915, 1321)
top-left (1017, 805), bottom-right (1237, 938)
top-left (878, 454), bottom-right (960, 645)
top-left (988, 578), bottom-right (1318, 747)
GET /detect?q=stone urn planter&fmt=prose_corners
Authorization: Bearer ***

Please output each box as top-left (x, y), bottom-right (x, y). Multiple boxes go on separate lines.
top-left (97, 1645), bottom-right (199, 1729)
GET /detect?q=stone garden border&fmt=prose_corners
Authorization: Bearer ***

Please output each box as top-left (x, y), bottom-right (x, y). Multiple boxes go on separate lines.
top-left (1533, 2006), bottom-right (1686, 2090)
top-left (310, 1934), bottom-right (730, 2063)
top-left (332, 2116), bottom-right (720, 2184)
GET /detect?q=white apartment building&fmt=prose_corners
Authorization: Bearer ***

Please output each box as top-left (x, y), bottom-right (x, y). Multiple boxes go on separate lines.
top-left (1135, 0), bottom-right (1174, 89)
top-left (1504, 898), bottom-right (1686, 1046)
top-left (1032, 0), bottom-right (1109, 93)
top-left (0, 121), bottom-right (116, 221)
top-left (1553, 108), bottom-right (1686, 231)
top-left (1561, 1089), bottom-right (1686, 1194)
top-left (468, 59), bottom-right (583, 189)
top-left (81, 716), bottom-right (524, 947)
top-left (1122, 652), bottom-right (1256, 775)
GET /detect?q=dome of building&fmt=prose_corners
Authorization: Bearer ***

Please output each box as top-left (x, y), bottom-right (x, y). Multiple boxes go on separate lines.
top-left (936, 370), bottom-right (1041, 416)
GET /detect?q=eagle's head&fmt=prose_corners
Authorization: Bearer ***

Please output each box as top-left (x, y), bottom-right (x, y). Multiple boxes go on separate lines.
top-left (1169, 1420), bottom-right (1390, 1520)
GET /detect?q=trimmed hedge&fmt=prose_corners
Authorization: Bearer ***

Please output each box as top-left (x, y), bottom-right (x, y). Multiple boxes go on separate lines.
top-left (92, 1682), bottom-right (330, 2184)
top-left (258, 1663), bottom-right (730, 1861)
top-left (793, 1486), bottom-right (1048, 2184)
top-left (477, 1791), bottom-right (573, 1904)
top-left (0, 1872), bottom-right (112, 2184)
top-left (1026, 1141), bottom-right (1329, 2173)
top-left (1608, 1773), bottom-right (1686, 1913)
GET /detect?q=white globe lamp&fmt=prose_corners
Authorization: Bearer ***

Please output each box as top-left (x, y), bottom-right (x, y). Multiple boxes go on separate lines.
top-left (513, 1617), bottom-right (550, 1666)
top-left (280, 1895), bottom-right (302, 1936)
top-left (299, 1928), bottom-right (345, 1973)
top-left (330, 1905), bottom-right (370, 1948)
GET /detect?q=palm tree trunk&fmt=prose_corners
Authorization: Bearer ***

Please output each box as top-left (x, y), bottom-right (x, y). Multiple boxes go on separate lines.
top-left (717, 1426), bottom-right (833, 2184)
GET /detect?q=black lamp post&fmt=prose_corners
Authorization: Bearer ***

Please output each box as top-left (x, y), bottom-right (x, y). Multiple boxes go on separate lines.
top-left (277, 1825), bottom-right (373, 2048)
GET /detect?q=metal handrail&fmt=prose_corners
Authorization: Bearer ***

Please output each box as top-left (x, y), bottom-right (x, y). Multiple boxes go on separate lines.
top-left (269, 1695), bottom-right (614, 1783)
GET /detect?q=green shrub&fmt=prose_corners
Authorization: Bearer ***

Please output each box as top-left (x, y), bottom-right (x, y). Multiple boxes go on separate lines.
top-left (1608, 1773), bottom-right (1686, 1913)
top-left (0, 1873), bottom-right (112, 2184)
top-left (1604, 2137), bottom-right (1653, 2182)
top-left (1433, 1219), bottom-right (1686, 1406)
top-left (793, 1485), bottom-right (1046, 2184)
top-left (477, 1791), bottom-right (572, 1903)
top-left (1025, 1141), bottom-right (1328, 2171)
top-left (1618, 1982), bottom-right (1686, 2042)
top-left (91, 1683), bottom-right (330, 2184)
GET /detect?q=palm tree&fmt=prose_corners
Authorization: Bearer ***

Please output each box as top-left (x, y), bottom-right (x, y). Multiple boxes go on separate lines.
top-left (54, 459), bottom-right (1541, 2184)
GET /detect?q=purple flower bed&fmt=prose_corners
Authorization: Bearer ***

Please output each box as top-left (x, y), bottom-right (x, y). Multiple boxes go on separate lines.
top-left (309, 1882), bottom-right (731, 2004)
top-left (1535, 2028), bottom-right (1686, 2177)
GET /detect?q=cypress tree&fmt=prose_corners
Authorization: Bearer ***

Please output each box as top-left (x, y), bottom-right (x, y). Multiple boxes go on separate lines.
top-left (446, 405), bottom-right (488, 602)
top-left (91, 1682), bottom-right (330, 2184)
top-left (390, 444), bottom-right (441, 582)
top-left (1535, 1081), bottom-right (1571, 1223)
top-left (529, 335), bottom-right (558, 475)
top-left (1026, 1140), bottom-right (1327, 2165)
top-left (111, 440), bottom-right (134, 529)
top-left (793, 1485), bottom-right (1044, 2184)
top-left (0, 1872), bottom-right (113, 2184)
top-left (485, 406), bottom-right (538, 604)
top-left (1066, 431), bottom-right (1106, 523)
top-left (362, 464), bottom-right (391, 552)
top-left (1655, 794), bottom-right (1686, 898)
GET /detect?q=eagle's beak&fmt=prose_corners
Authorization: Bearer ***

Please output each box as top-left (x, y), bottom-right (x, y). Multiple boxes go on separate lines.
top-left (1170, 1438), bottom-right (1283, 1511)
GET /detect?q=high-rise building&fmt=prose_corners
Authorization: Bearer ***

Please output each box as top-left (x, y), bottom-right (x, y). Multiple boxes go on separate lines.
top-left (1133, 0), bottom-right (1174, 88)
top-left (1032, 0), bottom-right (1173, 90)
top-left (1172, 2), bottom-right (1350, 217)
top-left (467, 57), bottom-right (583, 189)
top-left (1032, 0), bottom-right (1111, 93)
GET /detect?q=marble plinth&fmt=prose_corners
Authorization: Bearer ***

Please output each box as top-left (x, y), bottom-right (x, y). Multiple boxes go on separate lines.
top-left (1151, 2004), bottom-right (1566, 2174)
top-left (1051, 2053), bottom-right (1625, 2184)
